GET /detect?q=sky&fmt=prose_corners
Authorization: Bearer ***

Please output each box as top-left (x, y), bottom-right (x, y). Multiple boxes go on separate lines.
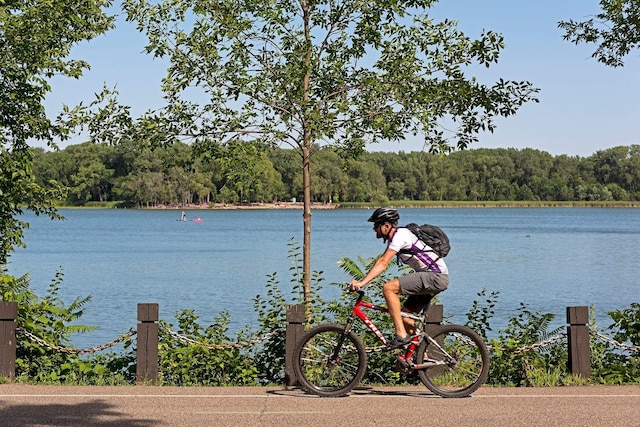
top-left (42, 0), bottom-right (640, 157)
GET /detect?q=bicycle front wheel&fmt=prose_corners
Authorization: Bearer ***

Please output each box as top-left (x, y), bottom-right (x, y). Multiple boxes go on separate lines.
top-left (416, 324), bottom-right (490, 398)
top-left (293, 323), bottom-right (367, 397)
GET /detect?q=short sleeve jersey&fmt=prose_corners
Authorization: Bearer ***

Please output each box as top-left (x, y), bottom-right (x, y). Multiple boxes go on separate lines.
top-left (387, 227), bottom-right (448, 274)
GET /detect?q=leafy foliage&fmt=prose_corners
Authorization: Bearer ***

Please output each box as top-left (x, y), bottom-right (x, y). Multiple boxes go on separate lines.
top-left (0, 148), bottom-right (65, 265)
top-left (2, 257), bottom-right (638, 386)
top-left (158, 310), bottom-right (259, 385)
top-left (31, 143), bottom-right (640, 206)
top-left (0, 269), bottom-right (132, 384)
top-left (559, 0), bottom-right (640, 67)
top-left (487, 303), bottom-right (566, 386)
top-left (63, 0), bottom-right (540, 307)
top-left (591, 303), bottom-right (640, 383)
top-left (0, 0), bottom-right (114, 265)
top-left (252, 239), bottom-right (326, 384)
top-left (465, 288), bottom-right (499, 341)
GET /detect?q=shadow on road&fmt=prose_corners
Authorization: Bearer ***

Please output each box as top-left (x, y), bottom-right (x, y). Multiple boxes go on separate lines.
top-left (267, 385), bottom-right (443, 399)
top-left (0, 400), bottom-right (157, 427)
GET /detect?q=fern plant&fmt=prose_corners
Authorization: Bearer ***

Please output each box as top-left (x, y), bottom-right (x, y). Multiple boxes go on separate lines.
top-left (0, 269), bottom-right (113, 383)
top-left (488, 303), bottom-right (566, 386)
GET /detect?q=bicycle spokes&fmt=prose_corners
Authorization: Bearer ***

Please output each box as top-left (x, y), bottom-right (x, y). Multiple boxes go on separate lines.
top-left (416, 325), bottom-right (490, 398)
top-left (294, 324), bottom-right (367, 397)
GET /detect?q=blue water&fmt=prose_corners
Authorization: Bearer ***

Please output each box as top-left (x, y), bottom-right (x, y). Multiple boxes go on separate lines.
top-left (6, 208), bottom-right (640, 348)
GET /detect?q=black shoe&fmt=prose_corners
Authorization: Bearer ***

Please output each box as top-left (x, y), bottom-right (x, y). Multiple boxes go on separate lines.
top-left (385, 335), bottom-right (412, 351)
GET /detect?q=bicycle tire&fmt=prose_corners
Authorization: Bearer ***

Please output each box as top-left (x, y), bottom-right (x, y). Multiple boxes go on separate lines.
top-left (416, 324), bottom-right (490, 398)
top-left (293, 323), bottom-right (367, 397)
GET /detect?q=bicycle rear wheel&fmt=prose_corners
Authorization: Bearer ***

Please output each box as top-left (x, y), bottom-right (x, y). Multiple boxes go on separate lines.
top-left (293, 323), bottom-right (367, 397)
top-left (416, 324), bottom-right (489, 398)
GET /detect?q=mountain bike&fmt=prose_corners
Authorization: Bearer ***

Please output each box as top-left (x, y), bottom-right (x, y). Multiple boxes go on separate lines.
top-left (292, 290), bottom-right (490, 398)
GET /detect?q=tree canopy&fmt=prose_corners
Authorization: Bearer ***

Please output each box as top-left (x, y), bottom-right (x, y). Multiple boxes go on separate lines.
top-left (117, 0), bottom-right (539, 304)
top-left (0, 0), bottom-right (114, 265)
top-left (32, 143), bottom-right (640, 206)
top-left (559, 0), bottom-right (640, 67)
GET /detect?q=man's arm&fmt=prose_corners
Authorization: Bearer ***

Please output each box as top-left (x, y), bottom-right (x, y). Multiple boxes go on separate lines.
top-left (349, 247), bottom-right (397, 291)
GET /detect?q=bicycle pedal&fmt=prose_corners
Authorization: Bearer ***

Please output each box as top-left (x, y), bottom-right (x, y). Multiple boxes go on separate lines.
top-left (395, 354), bottom-right (410, 369)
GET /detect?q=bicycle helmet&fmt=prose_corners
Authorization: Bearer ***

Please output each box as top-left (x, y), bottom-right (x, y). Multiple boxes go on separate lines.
top-left (367, 208), bottom-right (399, 225)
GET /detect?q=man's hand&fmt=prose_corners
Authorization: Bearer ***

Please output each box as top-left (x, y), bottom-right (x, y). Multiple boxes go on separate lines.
top-left (349, 280), bottom-right (364, 292)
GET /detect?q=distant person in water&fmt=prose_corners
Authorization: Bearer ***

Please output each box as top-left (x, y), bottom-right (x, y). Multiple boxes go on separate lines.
top-left (181, 211), bottom-right (187, 222)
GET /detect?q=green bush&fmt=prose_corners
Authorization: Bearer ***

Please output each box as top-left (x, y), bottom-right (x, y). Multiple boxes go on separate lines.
top-left (487, 303), bottom-right (566, 386)
top-left (2, 258), bottom-right (638, 386)
top-left (0, 270), bottom-right (133, 384)
top-left (590, 303), bottom-right (640, 384)
top-left (158, 310), bottom-right (259, 386)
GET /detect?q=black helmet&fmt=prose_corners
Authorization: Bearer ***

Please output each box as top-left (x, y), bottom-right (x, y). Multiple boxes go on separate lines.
top-left (367, 208), bottom-right (399, 225)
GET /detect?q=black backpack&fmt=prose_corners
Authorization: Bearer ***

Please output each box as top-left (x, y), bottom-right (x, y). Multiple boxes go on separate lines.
top-left (402, 223), bottom-right (451, 258)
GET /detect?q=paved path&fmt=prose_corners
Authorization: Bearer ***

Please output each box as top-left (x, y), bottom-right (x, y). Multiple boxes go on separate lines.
top-left (1, 384), bottom-right (639, 426)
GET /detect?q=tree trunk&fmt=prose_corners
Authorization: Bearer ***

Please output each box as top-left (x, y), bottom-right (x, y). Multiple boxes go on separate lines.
top-left (301, 0), bottom-right (313, 313)
top-left (302, 142), bottom-right (312, 311)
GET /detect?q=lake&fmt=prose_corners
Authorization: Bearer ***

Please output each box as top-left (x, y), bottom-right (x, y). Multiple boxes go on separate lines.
top-left (6, 207), bottom-right (640, 349)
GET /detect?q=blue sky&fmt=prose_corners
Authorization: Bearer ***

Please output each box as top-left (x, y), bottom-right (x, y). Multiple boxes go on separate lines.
top-left (43, 0), bottom-right (639, 157)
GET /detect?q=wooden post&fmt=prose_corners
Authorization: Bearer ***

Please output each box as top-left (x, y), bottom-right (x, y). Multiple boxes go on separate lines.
top-left (137, 303), bottom-right (159, 384)
top-left (284, 304), bottom-right (305, 386)
top-left (567, 306), bottom-right (590, 378)
top-left (425, 304), bottom-right (443, 334)
top-left (425, 304), bottom-right (444, 375)
top-left (0, 302), bottom-right (18, 380)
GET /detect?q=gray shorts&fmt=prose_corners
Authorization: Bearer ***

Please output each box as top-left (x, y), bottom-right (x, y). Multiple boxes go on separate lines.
top-left (398, 272), bottom-right (449, 313)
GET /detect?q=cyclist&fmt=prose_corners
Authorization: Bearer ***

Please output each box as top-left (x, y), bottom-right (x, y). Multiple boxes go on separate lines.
top-left (349, 208), bottom-right (449, 350)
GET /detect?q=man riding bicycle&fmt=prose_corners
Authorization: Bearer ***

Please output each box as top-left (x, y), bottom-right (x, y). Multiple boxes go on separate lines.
top-left (349, 208), bottom-right (449, 350)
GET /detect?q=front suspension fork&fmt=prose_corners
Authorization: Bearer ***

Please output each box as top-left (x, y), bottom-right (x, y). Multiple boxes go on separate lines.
top-left (329, 316), bottom-right (357, 361)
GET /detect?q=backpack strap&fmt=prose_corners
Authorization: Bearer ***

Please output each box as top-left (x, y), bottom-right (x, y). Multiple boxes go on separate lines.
top-left (397, 227), bottom-right (440, 272)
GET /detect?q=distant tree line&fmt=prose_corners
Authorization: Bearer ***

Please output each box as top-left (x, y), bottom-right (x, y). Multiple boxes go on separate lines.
top-left (32, 143), bottom-right (640, 206)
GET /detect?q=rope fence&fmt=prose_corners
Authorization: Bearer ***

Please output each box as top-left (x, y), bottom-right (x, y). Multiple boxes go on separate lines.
top-left (1, 301), bottom-right (638, 383)
top-left (16, 327), bottom-right (137, 355)
top-left (161, 326), bottom-right (283, 350)
top-left (11, 323), bottom-right (638, 359)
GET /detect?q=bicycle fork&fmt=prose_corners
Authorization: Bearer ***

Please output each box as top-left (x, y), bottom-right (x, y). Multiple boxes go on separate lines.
top-left (328, 315), bottom-right (358, 362)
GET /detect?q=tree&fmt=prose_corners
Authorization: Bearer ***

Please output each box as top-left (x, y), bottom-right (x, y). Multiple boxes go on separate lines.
top-left (114, 0), bottom-right (540, 306)
top-left (559, 0), bottom-right (640, 67)
top-left (70, 162), bottom-right (114, 202)
top-left (0, 0), bottom-right (114, 265)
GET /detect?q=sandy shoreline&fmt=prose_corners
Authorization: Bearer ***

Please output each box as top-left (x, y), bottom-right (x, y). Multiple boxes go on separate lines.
top-left (150, 202), bottom-right (339, 210)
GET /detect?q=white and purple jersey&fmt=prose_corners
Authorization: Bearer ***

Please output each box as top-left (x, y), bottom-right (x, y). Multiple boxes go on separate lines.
top-left (388, 228), bottom-right (448, 274)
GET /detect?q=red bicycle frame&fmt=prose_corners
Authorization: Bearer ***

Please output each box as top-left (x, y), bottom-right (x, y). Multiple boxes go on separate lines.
top-left (345, 291), bottom-right (422, 362)
top-left (350, 295), bottom-right (390, 345)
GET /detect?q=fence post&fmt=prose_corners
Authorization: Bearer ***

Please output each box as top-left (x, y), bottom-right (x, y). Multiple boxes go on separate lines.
top-left (284, 304), bottom-right (305, 386)
top-left (137, 303), bottom-right (159, 385)
top-left (425, 304), bottom-right (443, 334)
top-left (0, 302), bottom-right (18, 380)
top-left (567, 306), bottom-right (590, 378)
top-left (424, 304), bottom-right (444, 376)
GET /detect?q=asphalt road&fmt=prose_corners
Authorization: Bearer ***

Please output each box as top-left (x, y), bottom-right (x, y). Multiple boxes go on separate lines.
top-left (1, 384), bottom-right (638, 426)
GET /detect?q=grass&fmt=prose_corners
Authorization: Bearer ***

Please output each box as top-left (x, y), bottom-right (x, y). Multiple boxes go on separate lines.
top-left (338, 200), bottom-right (640, 209)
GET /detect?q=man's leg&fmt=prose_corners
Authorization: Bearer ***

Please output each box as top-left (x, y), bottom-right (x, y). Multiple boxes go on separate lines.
top-left (383, 279), bottom-right (407, 338)
top-left (401, 308), bottom-right (416, 336)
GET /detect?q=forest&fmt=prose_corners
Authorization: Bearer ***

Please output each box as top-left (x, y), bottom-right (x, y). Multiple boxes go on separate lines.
top-left (32, 142), bottom-right (640, 207)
